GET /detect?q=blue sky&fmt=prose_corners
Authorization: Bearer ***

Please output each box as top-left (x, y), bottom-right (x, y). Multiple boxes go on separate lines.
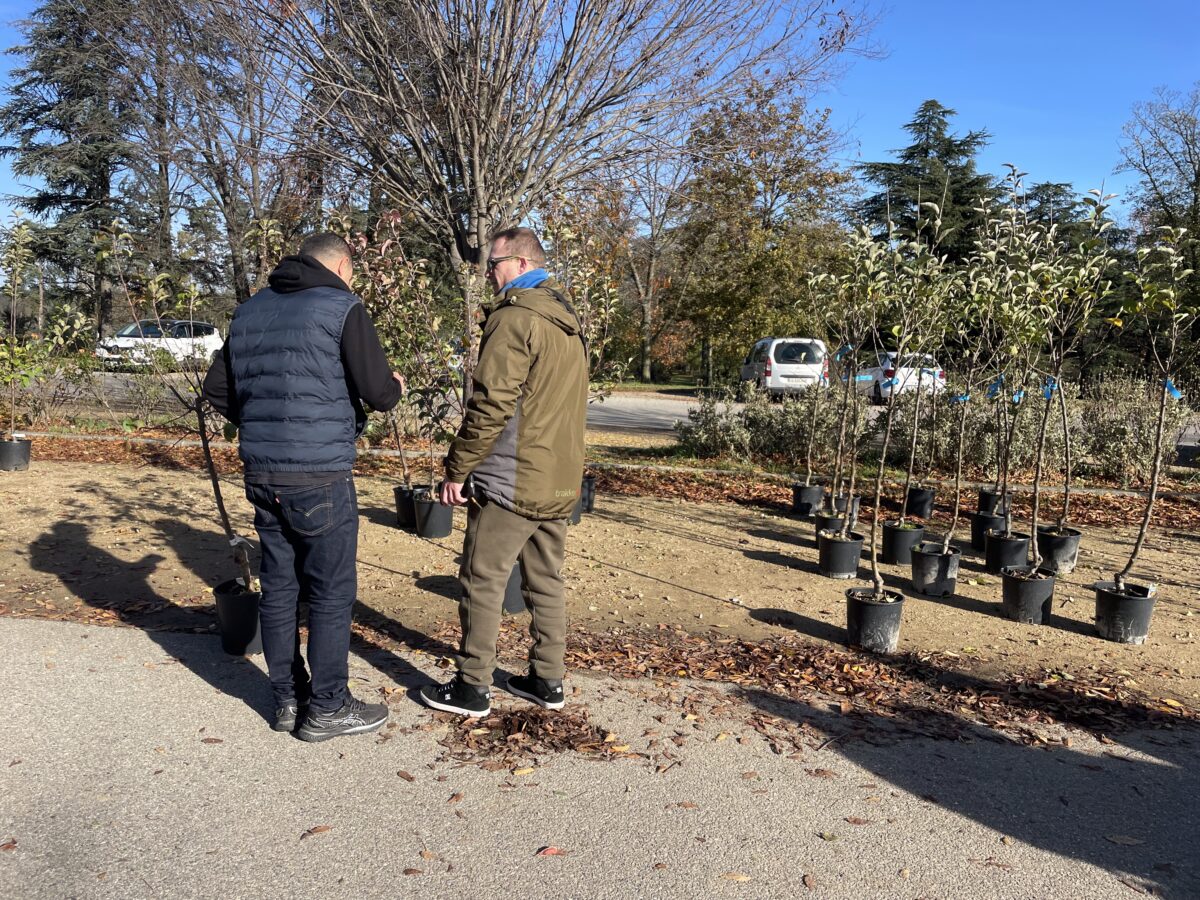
top-left (0, 1), bottom-right (1197, 223)
top-left (816, 0), bottom-right (1200, 221)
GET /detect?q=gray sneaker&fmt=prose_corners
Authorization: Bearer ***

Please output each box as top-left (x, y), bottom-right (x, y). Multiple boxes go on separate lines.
top-left (295, 695), bottom-right (388, 742)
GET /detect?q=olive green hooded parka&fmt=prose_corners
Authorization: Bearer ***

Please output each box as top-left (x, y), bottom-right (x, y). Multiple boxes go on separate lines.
top-left (444, 278), bottom-right (588, 519)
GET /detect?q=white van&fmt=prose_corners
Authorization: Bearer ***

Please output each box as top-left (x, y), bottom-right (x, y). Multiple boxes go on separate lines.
top-left (739, 337), bottom-right (828, 398)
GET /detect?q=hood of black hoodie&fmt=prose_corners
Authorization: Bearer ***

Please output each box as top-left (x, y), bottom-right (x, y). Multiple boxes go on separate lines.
top-left (267, 254), bottom-right (351, 294)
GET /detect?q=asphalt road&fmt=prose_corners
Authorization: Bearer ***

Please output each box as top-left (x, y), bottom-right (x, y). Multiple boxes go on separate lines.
top-left (3, 616), bottom-right (1195, 899)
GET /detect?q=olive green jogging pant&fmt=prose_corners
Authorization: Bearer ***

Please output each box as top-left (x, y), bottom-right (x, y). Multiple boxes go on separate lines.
top-left (457, 497), bottom-right (567, 687)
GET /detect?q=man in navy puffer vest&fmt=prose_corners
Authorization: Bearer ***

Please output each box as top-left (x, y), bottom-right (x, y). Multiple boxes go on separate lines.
top-left (203, 233), bottom-right (403, 741)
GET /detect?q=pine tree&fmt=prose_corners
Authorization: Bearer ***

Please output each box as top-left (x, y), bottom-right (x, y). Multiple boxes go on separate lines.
top-left (856, 100), bottom-right (995, 261)
top-left (0, 0), bottom-right (133, 335)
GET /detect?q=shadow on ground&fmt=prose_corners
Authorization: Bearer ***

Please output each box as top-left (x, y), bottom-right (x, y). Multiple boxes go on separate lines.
top-left (738, 682), bottom-right (1200, 897)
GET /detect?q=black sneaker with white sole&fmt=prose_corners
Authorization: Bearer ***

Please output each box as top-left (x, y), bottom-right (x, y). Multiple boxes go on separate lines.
top-left (506, 671), bottom-right (565, 710)
top-left (272, 699), bottom-right (308, 732)
top-left (418, 675), bottom-right (491, 717)
top-left (295, 695), bottom-right (388, 742)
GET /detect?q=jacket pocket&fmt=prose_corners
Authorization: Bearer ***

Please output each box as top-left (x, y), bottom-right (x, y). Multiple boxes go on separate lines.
top-left (276, 484), bottom-right (335, 536)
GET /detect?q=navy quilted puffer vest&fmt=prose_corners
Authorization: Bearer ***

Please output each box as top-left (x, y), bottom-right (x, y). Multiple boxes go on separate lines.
top-left (228, 286), bottom-right (362, 474)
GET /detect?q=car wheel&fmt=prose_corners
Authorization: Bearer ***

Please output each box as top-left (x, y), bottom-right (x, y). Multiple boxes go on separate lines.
top-left (873, 383), bottom-right (883, 406)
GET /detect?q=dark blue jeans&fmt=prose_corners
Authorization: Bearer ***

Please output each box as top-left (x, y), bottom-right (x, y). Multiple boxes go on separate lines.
top-left (244, 477), bottom-right (358, 714)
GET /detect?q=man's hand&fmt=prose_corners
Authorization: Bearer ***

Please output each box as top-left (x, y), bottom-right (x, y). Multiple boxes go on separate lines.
top-left (440, 481), bottom-right (468, 506)
top-left (391, 371), bottom-right (407, 395)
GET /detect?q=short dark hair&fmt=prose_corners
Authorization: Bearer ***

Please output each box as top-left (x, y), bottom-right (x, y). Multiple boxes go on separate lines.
top-left (299, 232), bottom-right (352, 264)
top-left (489, 226), bottom-right (546, 265)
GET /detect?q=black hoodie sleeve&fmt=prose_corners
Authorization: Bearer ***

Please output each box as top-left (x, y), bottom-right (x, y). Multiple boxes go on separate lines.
top-left (201, 340), bottom-right (240, 425)
top-left (341, 303), bottom-right (402, 412)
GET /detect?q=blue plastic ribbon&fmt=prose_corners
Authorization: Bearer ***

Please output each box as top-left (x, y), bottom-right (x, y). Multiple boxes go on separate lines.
top-left (833, 344), bottom-right (854, 362)
top-left (1165, 378), bottom-right (1183, 400)
top-left (986, 374), bottom-right (1005, 400)
top-left (1042, 376), bottom-right (1057, 400)
top-left (855, 373), bottom-right (874, 382)
top-left (883, 377), bottom-right (900, 387)
top-left (1011, 390), bottom-right (1025, 405)
top-left (950, 392), bottom-right (970, 404)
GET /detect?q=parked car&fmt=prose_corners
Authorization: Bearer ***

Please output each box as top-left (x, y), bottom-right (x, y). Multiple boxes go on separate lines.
top-left (739, 337), bottom-right (828, 398)
top-left (856, 351), bottom-right (946, 404)
top-left (96, 319), bottom-right (224, 368)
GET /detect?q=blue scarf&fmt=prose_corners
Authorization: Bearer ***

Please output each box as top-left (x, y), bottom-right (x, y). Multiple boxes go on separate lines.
top-left (501, 268), bottom-right (549, 293)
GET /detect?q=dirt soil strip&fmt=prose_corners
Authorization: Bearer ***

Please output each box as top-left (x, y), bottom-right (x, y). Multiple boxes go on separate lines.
top-left (21, 434), bottom-right (1200, 531)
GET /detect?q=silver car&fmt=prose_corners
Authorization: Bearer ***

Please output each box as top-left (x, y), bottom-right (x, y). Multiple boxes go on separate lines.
top-left (739, 337), bottom-right (828, 398)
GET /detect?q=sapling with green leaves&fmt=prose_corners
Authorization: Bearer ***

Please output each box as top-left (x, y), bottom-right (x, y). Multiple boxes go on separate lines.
top-left (1110, 227), bottom-right (1196, 593)
top-left (938, 256), bottom-right (1002, 556)
top-left (2, 221), bottom-right (34, 438)
top-left (978, 169), bottom-right (1047, 541)
top-left (863, 214), bottom-right (946, 596)
top-left (1026, 191), bottom-right (1116, 567)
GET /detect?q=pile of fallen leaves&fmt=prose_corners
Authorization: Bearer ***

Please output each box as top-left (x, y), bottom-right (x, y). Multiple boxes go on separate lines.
top-left (436, 706), bottom-right (629, 767)
top-left (411, 620), bottom-right (1198, 747)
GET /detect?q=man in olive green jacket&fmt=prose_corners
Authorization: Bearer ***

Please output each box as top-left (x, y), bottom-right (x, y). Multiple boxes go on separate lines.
top-left (419, 226), bottom-right (588, 717)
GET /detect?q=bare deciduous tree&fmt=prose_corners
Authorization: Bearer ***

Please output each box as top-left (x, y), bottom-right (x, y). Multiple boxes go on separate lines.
top-left (239, 0), bottom-right (873, 376)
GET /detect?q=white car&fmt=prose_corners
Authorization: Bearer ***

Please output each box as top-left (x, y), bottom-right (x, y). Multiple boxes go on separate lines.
top-left (96, 319), bottom-right (224, 368)
top-left (739, 337), bottom-right (828, 398)
top-left (857, 351), bottom-right (946, 404)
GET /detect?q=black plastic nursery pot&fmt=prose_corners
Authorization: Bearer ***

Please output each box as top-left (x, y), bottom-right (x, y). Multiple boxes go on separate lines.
top-left (394, 485), bottom-right (417, 528)
top-left (845, 588), bottom-right (905, 653)
top-left (904, 486), bottom-right (936, 519)
top-left (978, 488), bottom-right (1010, 515)
top-left (0, 438), bottom-right (31, 472)
top-left (1000, 566), bottom-right (1056, 625)
top-left (813, 511), bottom-right (844, 536)
top-left (881, 521), bottom-right (925, 566)
top-left (568, 496), bottom-right (583, 526)
top-left (984, 530), bottom-right (1030, 575)
top-left (503, 564), bottom-right (526, 614)
top-left (910, 543), bottom-right (961, 597)
top-left (413, 493), bottom-right (453, 539)
top-left (1094, 581), bottom-right (1156, 645)
top-left (1035, 525), bottom-right (1082, 575)
top-left (581, 474), bottom-right (597, 513)
top-left (817, 530), bottom-right (864, 579)
top-left (214, 579), bottom-right (262, 656)
top-left (970, 511), bottom-right (1005, 551)
top-left (791, 483), bottom-right (824, 517)
top-left (829, 493), bottom-right (861, 526)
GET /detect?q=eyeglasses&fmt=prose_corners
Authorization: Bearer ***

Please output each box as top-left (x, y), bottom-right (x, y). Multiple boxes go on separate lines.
top-left (485, 255), bottom-right (522, 272)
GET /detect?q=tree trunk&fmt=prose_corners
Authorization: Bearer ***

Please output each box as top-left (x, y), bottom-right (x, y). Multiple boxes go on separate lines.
top-left (803, 382), bottom-right (821, 486)
top-left (898, 372), bottom-right (924, 527)
top-left (1115, 379), bottom-right (1170, 590)
top-left (640, 297), bottom-right (653, 382)
top-left (197, 404), bottom-right (252, 589)
top-left (870, 383), bottom-right (900, 594)
top-left (1029, 385), bottom-right (1055, 565)
top-left (942, 397), bottom-right (972, 554)
top-left (1056, 380), bottom-right (1073, 529)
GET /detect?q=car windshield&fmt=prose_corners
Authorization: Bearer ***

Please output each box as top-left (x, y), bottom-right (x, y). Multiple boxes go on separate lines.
top-left (773, 342), bottom-right (822, 364)
top-left (115, 321), bottom-right (165, 338)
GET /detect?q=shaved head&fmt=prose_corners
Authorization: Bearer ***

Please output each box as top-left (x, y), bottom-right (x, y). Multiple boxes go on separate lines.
top-left (300, 232), bottom-right (352, 268)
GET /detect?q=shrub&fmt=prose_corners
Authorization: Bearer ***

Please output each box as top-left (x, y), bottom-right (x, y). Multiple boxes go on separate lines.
top-left (1077, 373), bottom-right (1192, 487)
top-left (674, 388), bottom-right (751, 459)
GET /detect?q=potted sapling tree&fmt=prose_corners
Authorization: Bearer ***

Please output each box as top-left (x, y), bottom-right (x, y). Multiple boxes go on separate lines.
top-left (812, 231), bottom-right (875, 580)
top-left (1, 221), bottom-right (35, 471)
top-left (911, 220), bottom-right (1004, 597)
top-left (1094, 227), bottom-right (1196, 644)
top-left (1033, 192), bottom-right (1116, 574)
top-left (1003, 190), bottom-right (1117, 622)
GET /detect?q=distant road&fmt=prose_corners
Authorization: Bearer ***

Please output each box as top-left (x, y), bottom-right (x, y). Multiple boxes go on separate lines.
top-left (586, 395), bottom-right (696, 435)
